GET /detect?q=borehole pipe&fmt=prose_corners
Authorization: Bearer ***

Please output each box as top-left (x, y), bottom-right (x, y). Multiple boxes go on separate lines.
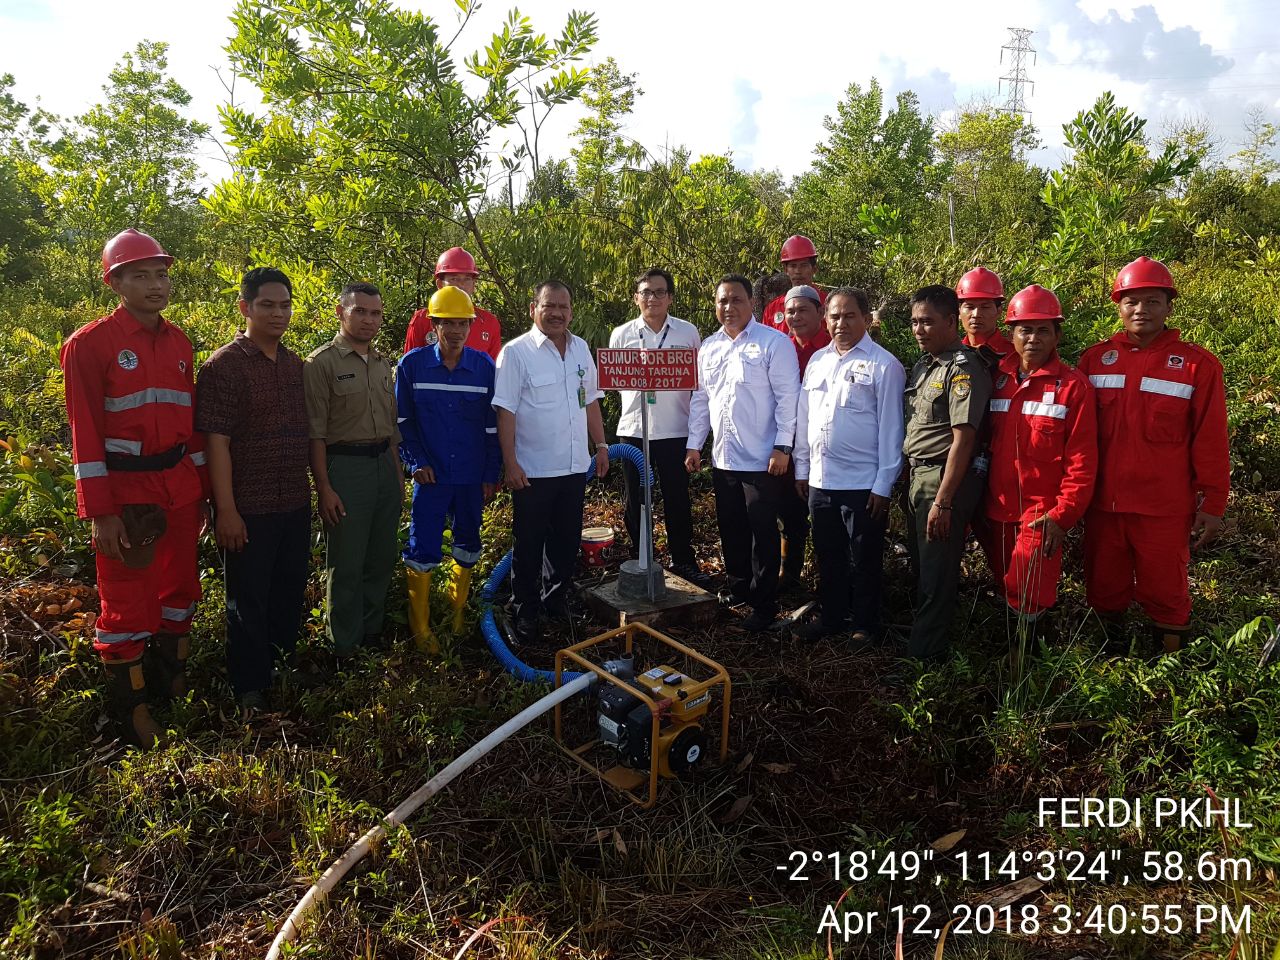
top-left (265, 671), bottom-right (595, 960)
top-left (480, 443), bottom-right (650, 684)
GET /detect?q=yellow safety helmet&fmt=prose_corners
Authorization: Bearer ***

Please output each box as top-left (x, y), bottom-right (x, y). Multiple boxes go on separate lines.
top-left (428, 285), bottom-right (476, 319)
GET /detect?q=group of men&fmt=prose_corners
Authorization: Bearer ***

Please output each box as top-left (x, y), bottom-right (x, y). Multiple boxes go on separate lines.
top-left (63, 228), bottom-right (1229, 748)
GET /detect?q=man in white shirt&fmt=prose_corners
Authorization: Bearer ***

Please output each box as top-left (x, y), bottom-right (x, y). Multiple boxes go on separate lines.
top-left (493, 280), bottom-right (610, 643)
top-left (686, 274), bottom-right (800, 631)
top-left (609, 267), bottom-right (706, 585)
top-left (794, 287), bottom-right (906, 644)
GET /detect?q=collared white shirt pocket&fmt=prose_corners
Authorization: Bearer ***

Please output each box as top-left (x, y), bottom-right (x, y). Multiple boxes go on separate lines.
top-left (529, 371), bottom-right (560, 407)
top-left (839, 377), bottom-right (875, 414)
top-left (732, 352), bottom-right (768, 384)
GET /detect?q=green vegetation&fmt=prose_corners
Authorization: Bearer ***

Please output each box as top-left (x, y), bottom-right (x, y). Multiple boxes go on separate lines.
top-left (1, 1), bottom-right (1278, 957)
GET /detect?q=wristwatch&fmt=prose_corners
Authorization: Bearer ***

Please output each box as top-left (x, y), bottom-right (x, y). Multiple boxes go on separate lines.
top-left (595, 442), bottom-right (609, 451)
top-left (773, 444), bottom-right (793, 455)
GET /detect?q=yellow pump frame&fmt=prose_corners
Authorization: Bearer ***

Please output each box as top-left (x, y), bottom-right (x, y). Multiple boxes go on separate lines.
top-left (553, 622), bottom-right (731, 808)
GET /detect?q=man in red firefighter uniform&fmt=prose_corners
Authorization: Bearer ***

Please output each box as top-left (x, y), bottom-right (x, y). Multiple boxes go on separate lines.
top-left (983, 285), bottom-right (1096, 641)
top-left (762, 235), bottom-right (827, 334)
top-left (956, 267), bottom-right (1011, 374)
top-left (61, 229), bottom-right (208, 746)
top-left (403, 247), bottom-right (502, 362)
top-left (1077, 257), bottom-right (1229, 654)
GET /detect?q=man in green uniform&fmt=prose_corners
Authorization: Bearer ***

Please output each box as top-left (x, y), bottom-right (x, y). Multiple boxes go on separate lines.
top-left (304, 282), bottom-right (403, 657)
top-left (902, 285), bottom-right (992, 661)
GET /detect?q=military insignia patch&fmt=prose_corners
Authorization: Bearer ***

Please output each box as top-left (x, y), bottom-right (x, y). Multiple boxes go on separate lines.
top-left (117, 349), bottom-right (138, 370)
top-left (1101, 349), bottom-right (1119, 366)
top-left (1167, 355), bottom-right (1185, 369)
top-left (952, 380), bottom-right (971, 399)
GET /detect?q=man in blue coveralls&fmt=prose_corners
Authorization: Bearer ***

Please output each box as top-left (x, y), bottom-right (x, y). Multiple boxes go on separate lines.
top-left (396, 286), bottom-right (500, 652)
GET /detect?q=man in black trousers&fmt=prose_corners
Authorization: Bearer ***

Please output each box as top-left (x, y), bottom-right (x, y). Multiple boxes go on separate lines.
top-left (196, 267), bottom-right (313, 714)
top-left (608, 267), bottom-right (707, 585)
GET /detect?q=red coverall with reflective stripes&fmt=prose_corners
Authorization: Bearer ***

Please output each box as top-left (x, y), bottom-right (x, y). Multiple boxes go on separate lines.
top-left (1076, 327), bottom-right (1229, 626)
top-left (404, 306), bottom-right (502, 362)
top-left (61, 306), bottom-right (208, 660)
top-left (982, 354), bottom-right (1097, 615)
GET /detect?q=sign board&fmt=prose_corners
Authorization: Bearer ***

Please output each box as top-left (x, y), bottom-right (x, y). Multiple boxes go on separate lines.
top-left (596, 348), bottom-right (698, 391)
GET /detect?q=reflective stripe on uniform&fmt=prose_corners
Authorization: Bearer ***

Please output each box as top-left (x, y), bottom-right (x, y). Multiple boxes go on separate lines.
top-left (95, 628), bottom-right (151, 643)
top-left (104, 437), bottom-right (143, 454)
top-left (103, 388), bottom-right (193, 412)
top-left (1021, 401), bottom-right (1068, 420)
top-left (161, 603), bottom-right (196, 622)
top-left (412, 382), bottom-right (489, 394)
top-left (189, 451), bottom-right (206, 466)
top-left (1139, 376), bottom-right (1194, 399)
top-left (1089, 374), bottom-right (1126, 389)
top-left (989, 399), bottom-right (1011, 412)
top-left (74, 461), bottom-right (108, 479)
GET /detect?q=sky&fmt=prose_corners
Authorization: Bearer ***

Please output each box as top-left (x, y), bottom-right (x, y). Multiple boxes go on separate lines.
top-left (2, 0), bottom-right (1278, 184)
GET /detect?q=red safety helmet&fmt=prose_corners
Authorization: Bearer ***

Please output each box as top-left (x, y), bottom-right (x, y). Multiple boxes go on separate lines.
top-left (1005, 284), bottom-right (1063, 323)
top-left (434, 246), bottom-right (479, 278)
top-left (1111, 256), bottom-right (1177, 302)
top-left (780, 234), bottom-right (818, 263)
top-left (955, 266), bottom-right (1004, 301)
top-left (101, 228), bottom-right (173, 283)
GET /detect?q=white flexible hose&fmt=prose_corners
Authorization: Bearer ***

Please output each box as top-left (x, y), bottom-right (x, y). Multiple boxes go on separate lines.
top-left (265, 672), bottom-right (596, 960)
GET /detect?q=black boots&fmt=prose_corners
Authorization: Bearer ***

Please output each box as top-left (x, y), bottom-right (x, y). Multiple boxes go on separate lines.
top-left (145, 632), bottom-right (190, 704)
top-left (103, 656), bottom-right (163, 748)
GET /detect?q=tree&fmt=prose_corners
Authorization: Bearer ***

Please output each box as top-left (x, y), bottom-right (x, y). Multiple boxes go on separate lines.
top-left (1234, 106), bottom-right (1279, 181)
top-left (35, 42), bottom-right (209, 301)
top-left (1036, 92), bottom-right (1197, 308)
top-left (934, 106), bottom-right (1046, 261)
top-left (570, 57), bottom-right (643, 199)
top-left (210, 0), bottom-right (598, 318)
top-left (0, 75), bottom-right (48, 284)
top-left (792, 78), bottom-right (947, 285)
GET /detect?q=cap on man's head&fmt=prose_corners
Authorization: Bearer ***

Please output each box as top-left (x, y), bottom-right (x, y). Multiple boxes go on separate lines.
top-left (785, 285), bottom-right (822, 307)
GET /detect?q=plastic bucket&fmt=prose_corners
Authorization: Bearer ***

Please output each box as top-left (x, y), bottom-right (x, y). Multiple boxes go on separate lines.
top-left (580, 526), bottom-right (614, 567)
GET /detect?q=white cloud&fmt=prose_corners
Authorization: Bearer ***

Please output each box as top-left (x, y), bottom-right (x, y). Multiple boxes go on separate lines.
top-left (1, 0), bottom-right (1276, 184)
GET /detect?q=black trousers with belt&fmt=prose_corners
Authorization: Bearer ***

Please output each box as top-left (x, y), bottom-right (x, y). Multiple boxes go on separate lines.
top-left (712, 468), bottom-right (785, 617)
top-left (511, 473), bottom-right (588, 621)
top-left (618, 435), bottom-right (696, 566)
top-left (809, 487), bottom-right (887, 637)
top-left (224, 506), bottom-right (311, 696)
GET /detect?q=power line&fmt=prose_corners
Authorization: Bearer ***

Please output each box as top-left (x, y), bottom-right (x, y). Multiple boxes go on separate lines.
top-left (999, 27), bottom-right (1036, 117)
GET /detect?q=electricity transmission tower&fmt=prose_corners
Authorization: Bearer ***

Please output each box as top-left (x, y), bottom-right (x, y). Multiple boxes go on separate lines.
top-left (998, 28), bottom-right (1036, 116)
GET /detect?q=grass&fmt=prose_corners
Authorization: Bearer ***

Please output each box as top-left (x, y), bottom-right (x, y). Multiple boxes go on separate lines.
top-left (2, 477), bottom-right (1279, 958)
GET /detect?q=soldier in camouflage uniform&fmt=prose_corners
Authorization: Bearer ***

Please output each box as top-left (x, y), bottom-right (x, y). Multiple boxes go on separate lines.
top-left (902, 285), bottom-right (992, 661)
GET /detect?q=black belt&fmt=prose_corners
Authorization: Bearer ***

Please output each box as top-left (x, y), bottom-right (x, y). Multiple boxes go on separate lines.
top-left (908, 456), bottom-right (948, 468)
top-left (105, 443), bottom-right (187, 472)
top-left (327, 440), bottom-right (390, 458)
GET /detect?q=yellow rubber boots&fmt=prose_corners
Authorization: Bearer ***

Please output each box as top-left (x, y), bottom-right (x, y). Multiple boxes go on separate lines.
top-left (450, 564), bottom-right (473, 634)
top-left (405, 567), bottom-right (438, 654)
